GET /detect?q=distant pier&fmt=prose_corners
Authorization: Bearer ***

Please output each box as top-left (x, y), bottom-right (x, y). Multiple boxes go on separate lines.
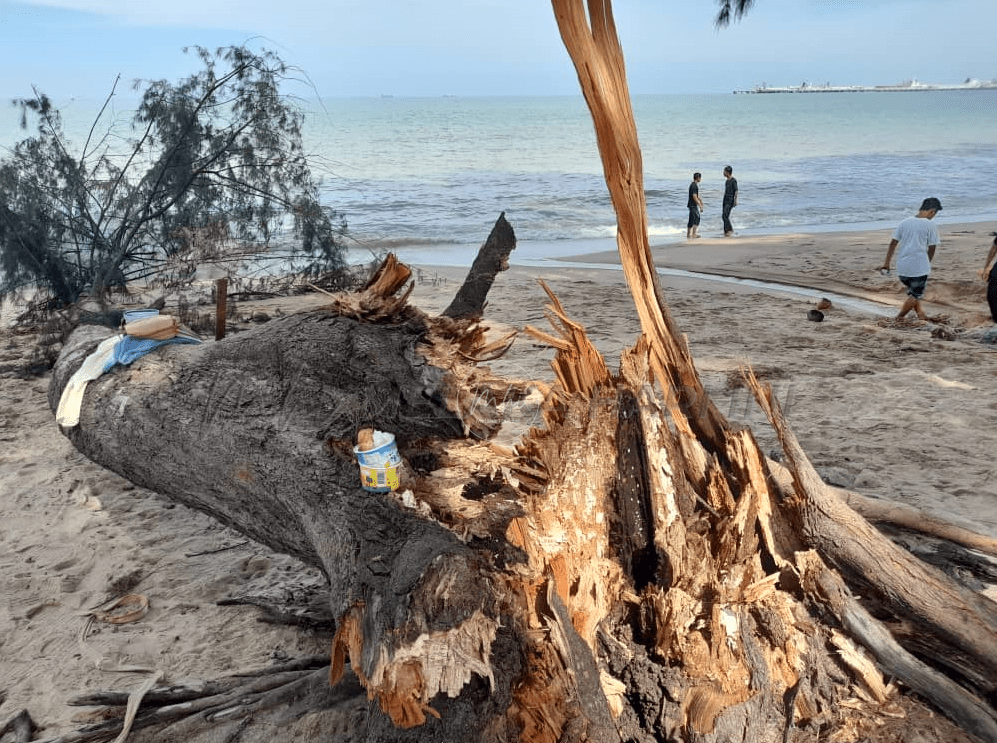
top-left (734, 79), bottom-right (997, 94)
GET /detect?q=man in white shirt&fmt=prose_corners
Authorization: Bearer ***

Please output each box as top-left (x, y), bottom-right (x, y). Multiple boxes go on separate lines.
top-left (880, 197), bottom-right (942, 320)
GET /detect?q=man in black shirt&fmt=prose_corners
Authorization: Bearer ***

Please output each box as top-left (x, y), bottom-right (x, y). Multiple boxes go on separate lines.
top-left (687, 172), bottom-right (704, 239)
top-left (722, 165), bottom-right (738, 237)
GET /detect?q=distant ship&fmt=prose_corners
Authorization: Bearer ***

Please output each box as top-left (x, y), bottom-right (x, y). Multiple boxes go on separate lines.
top-left (734, 78), bottom-right (997, 94)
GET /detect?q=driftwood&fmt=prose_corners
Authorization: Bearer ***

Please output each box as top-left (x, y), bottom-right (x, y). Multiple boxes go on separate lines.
top-left (36, 4), bottom-right (997, 743)
top-left (36, 658), bottom-right (351, 743)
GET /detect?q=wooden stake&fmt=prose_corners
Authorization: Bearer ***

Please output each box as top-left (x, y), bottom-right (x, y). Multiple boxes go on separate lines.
top-left (215, 277), bottom-right (228, 341)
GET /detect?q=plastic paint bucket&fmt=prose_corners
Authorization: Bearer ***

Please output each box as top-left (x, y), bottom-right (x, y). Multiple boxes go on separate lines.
top-left (353, 432), bottom-right (402, 493)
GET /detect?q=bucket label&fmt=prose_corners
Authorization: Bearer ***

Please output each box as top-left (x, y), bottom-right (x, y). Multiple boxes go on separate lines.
top-left (360, 463), bottom-right (401, 491)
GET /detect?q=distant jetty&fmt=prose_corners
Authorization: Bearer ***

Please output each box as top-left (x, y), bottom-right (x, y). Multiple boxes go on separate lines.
top-left (735, 78), bottom-right (997, 94)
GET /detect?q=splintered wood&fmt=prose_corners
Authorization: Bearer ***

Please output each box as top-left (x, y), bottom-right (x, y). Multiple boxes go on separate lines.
top-left (513, 275), bottom-right (817, 737)
top-left (523, 278), bottom-right (611, 399)
top-left (538, 2), bottom-right (997, 740)
top-left (320, 253), bottom-right (414, 319)
top-left (331, 599), bottom-right (499, 729)
top-left (509, 265), bottom-right (952, 739)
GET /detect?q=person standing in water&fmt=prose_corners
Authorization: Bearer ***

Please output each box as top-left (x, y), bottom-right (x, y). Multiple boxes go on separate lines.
top-left (721, 165), bottom-right (738, 237)
top-left (687, 172), bottom-right (704, 239)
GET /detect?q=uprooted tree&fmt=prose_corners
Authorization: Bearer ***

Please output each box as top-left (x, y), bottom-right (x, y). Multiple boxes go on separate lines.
top-left (36, 2), bottom-right (997, 742)
top-left (0, 44), bottom-right (346, 308)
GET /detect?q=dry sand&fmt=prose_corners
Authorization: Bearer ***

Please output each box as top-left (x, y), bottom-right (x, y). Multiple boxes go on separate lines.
top-left (2, 219), bottom-right (996, 738)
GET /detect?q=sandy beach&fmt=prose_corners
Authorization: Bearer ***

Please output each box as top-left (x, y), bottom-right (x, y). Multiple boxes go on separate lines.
top-left (2, 219), bottom-right (996, 738)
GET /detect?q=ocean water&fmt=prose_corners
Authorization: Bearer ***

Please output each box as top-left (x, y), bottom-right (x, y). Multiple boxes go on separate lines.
top-left (302, 91), bottom-right (997, 266)
top-left (4, 91), bottom-right (996, 268)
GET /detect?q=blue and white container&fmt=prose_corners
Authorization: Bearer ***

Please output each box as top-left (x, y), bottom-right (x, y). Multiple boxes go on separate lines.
top-left (123, 309), bottom-right (160, 323)
top-left (353, 431), bottom-right (402, 493)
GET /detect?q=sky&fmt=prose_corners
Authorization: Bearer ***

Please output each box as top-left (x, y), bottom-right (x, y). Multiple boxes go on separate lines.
top-left (0, 0), bottom-right (994, 101)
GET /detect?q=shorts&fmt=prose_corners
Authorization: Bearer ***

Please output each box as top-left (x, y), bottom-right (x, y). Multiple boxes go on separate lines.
top-left (899, 274), bottom-right (928, 299)
top-left (687, 207), bottom-right (701, 228)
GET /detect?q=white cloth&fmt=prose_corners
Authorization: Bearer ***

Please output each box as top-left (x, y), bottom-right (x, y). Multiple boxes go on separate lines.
top-left (56, 335), bottom-right (123, 428)
top-left (892, 216), bottom-right (940, 277)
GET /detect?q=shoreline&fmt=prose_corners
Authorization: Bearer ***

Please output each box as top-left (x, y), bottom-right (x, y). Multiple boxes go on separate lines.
top-left (385, 214), bottom-right (997, 271)
top-left (545, 218), bottom-right (997, 326)
top-left (561, 218), bottom-right (997, 264)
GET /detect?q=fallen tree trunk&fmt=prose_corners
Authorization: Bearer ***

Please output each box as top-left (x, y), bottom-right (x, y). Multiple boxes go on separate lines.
top-left (41, 5), bottom-right (997, 743)
top-left (47, 221), bottom-right (623, 742)
top-left (47, 247), bottom-right (997, 743)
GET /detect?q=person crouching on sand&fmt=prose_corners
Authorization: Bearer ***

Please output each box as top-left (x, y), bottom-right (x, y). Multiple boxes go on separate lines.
top-left (880, 197), bottom-right (942, 321)
top-left (981, 232), bottom-right (997, 323)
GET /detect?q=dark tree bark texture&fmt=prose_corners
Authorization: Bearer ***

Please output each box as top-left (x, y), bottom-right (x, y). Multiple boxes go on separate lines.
top-left (442, 212), bottom-right (516, 320)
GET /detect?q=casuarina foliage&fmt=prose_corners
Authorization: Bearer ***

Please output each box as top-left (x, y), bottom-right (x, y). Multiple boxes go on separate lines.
top-left (0, 45), bottom-right (347, 307)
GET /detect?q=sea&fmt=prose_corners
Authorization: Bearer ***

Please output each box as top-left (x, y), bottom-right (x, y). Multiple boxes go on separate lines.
top-left (3, 91), bottom-right (996, 269)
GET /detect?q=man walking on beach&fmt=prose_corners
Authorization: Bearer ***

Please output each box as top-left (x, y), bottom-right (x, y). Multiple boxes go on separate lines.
top-left (722, 165), bottom-right (738, 237)
top-left (687, 172), bottom-right (704, 239)
top-left (981, 232), bottom-right (997, 322)
top-left (880, 197), bottom-right (942, 320)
